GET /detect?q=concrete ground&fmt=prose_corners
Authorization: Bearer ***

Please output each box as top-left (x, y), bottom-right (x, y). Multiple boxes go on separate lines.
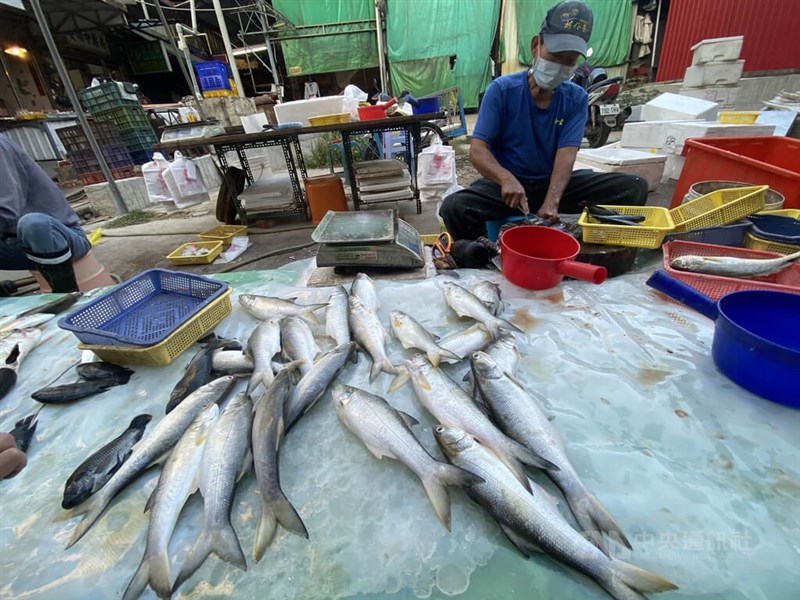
top-left (2, 122), bottom-right (675, 289)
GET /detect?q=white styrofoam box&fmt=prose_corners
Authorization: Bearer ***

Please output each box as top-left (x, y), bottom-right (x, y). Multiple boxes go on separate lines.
top-left (239, 173), bottom-right (295, 210)
top-left (684, 60), bottom-right (745, 88)
top-left (661, 155), bottom-right (685, 182)
top-left (642, 93), bottom-right (719, 122)
top-left (273, 96), bottom-right (344, 126)
top-left (621, 120), bottom-right (695, 150)
top-left (679, 84), bottom-right (740, 109)
top-left (193, 155), bottom-right (222, 190)
top-left (577, 147), bottom-right (667, 191)
top-left (691, 36), bottom-right (743, 65)
top-left (85, 176), bottom-right (149, 216)
top-left (661, 121), bottom-right (776, 155)
top-left (628, 105), bottom-right (644, 122)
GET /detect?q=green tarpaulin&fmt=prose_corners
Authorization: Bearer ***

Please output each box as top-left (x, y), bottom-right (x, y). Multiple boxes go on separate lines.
top-left (514, 0), bottom-right (632, 67)
top-left (386, 0), bottom-right (501, 109)
top-left (272, 0), bottom-right (378, 76)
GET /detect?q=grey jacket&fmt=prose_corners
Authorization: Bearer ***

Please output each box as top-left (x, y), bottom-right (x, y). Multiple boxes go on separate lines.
top-left (0, 135), bottom-right (79, 236)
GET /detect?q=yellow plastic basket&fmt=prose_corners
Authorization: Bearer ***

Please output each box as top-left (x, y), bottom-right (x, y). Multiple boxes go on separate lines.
top-left (199, 225), bottom-right (247, 245)
top-left (167, 241), bottom-right (223, 265)
top-left (578, 205), bottom-right (675, 249)
top-left (757, 209), bottom-right (800, 219)
top-left (78, 288), bottom-right (233, 366)
top-left (719, 111), bottom-right (760, 124)
top-left (744, 232), bottom-right (800, 255)
top-left (669, 185), bottom-right (767, 232)
top-left (308, 113), bottom-right (351, 126)
top-left (202, 89), bottom-right (236, 98)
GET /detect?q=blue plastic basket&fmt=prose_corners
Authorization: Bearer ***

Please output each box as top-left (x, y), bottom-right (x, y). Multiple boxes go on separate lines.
top-left (58, 269), bottom-right (229, 347)
top-left (130, 149), bottom-right (154, 165)
top-left (194, 61), bottom-right (231, 92)
top-left (662, 221), bottom-right (752, 247)
top-left (413, 97), bottom-right (441, 115)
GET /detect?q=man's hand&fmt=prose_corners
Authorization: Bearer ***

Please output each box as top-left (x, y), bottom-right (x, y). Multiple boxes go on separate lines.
top-left (537, 197), bottom-right (560, 223)
top-left (500, 176), bottom-right (529, 213)
top-left (0, 432), bottom-right (27, 479)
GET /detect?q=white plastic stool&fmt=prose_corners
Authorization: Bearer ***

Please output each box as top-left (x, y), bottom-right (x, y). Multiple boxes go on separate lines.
top-left (31, 250), bottom-right (115, 293)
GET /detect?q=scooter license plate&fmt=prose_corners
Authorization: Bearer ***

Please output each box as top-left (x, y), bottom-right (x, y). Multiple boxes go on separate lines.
top-left (599, 104), bottom-right (620, 116)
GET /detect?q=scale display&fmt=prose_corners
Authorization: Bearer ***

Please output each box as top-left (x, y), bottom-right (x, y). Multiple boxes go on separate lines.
top-left (313, 210), bottom-right (424, 269)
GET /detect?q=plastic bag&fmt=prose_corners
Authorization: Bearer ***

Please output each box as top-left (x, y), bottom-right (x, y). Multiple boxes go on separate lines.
top-left (164, 151), bottom-right (209, 208)
top-left (343, 84), bottom-right (368, 119)
top-left (417, 136), bottom-right (456, 190)
top-left (142, 152), bottom-right (173, 204)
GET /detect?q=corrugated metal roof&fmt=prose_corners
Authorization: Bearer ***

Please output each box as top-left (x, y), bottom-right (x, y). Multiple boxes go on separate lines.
top-left (656, 0), bottom-right (800, 82)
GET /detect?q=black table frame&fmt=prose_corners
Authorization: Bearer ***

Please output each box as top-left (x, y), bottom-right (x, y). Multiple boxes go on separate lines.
top-left (156, 113), bottom-right (439, 224)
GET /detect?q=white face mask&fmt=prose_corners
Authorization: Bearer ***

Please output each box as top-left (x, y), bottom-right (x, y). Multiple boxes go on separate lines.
top-left (531, 48), bottom-right (574, 90)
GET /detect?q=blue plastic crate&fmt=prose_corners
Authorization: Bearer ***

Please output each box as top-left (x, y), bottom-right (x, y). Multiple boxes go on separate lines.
top-left (130, 149), bottom-right (154, 165)
top-left (194, 61), bottom-right (231, 92)
top-left (58, 269), bottom-right (229, 347)
top-left (662, 221), bottom-right (752, 247)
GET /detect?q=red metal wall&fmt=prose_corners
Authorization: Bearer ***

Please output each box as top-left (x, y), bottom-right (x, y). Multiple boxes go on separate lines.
top-left (656, 0), bottom-right (800, 82)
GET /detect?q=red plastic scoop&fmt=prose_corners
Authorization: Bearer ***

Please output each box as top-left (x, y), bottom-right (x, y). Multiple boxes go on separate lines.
top-left (500, 225), bottom-right (607, 290)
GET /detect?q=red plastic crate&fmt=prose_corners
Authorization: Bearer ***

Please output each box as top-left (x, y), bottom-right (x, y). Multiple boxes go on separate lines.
top-left (671, 137), bottom-right (800, 210)
top-left (662, 240), bottom-right (800, 300)
top-left (78, 166), bottom-right (136, 186)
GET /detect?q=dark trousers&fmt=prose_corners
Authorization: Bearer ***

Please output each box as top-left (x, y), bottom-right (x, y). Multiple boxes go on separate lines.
top-left (439, 170), bottom-right (649, 240)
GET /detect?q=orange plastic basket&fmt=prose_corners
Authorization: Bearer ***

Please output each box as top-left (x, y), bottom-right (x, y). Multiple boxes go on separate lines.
top-left (662, 240), bottom-right (800, 301)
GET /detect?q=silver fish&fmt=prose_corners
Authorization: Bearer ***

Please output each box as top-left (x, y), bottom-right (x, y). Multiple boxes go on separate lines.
top-left (435, 427), bottom-right (678, 600)
top-left (348, 295), bottom-right (400, 383)
top-left (65, 376), bottom-right (235, 548)
top-left (245, 319), bottom-right (281, 396)
top-left (471, 280), bottom-right (505, 316)
top-left (670, 250), bottom-right (800, 278)
top-left (351, 272), bottom-right (380, 312)
top-left (465, 334), bottom-right (519, 404)
top-left (325, 286), bottom-right (351, 347)
top-left (281, 316), bottom-right (321, 377)
top-left (122, 404), bottom-right (218, 600)
top-left (443, 282), bottom-right (522, 339)
top-left (333, 384), bottom-right (481, 530)
top-left (251, 370), bottom-right (308, 562)
top-left (173, 393), bottom-right (252, 594)
top-left (238, 294), bottom-right (326, 324)
top-left (404, 356), bottom-right (557, 482)
top-left (389, 310), bottom-right (460, 367)
top-left (471, 352), bottom-right (630, 553)
top-left (62, 414), bottom-right (152, 509)
top-left (284, 342), bottom-right (354, 432)
top-left (437, 323), bottom-right (493, 359)
top-left (211, 349), bottom-right (254, 374)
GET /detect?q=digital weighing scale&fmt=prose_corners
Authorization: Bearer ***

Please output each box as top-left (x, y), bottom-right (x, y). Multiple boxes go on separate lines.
top-left (312, 210), bottom-right (424, 269)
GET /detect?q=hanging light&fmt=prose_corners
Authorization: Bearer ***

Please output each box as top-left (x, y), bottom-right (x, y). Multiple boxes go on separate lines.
top-left (4, 46), bottom-right (28, 57)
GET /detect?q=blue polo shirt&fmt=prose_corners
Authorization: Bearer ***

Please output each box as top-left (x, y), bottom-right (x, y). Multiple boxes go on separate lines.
top-left (472, 70), bottom-right (587, 181)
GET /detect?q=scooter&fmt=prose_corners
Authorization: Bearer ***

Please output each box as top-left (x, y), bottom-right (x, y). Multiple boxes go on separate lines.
top-left (572, 66), bottom-right (630, 148)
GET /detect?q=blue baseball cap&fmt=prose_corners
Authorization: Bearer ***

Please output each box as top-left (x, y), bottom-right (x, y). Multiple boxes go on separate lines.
top-left (540, 1), bottom-right (593, 57)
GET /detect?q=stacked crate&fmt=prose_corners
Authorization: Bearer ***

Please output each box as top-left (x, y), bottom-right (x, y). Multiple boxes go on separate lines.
top-left (56, 121), bottom-right (136, 185)
top-left (78, 82), bottom-right (157, 164)
top-left (679, 36), bottom-right (745, 109)
top-left (194, 61), bottom-right (238, 98)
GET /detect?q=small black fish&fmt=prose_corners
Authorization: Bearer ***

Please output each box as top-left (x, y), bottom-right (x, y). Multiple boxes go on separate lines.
top-left (0, 367), bottom-right (17, 402)
top-left (9, 411), bottom-right (39, 452)
top-left (590, 214), bottom-right (644, 226)
top-left (32, 380), bottom-right (116, 404)
top-left (15, 292), bottom-right (82, 319)
top-left (62, 414), bottom-right (152, 509)
top-left (76, 362), bottom-right (135, 384)
top-left (166, 337), bottom-right (240, 414)
top-left (586, 204), bottom-right (622, 217)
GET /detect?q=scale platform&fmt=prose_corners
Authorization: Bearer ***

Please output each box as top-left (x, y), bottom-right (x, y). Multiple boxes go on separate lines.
top-left (312, 210), bottom-right (424, 269)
